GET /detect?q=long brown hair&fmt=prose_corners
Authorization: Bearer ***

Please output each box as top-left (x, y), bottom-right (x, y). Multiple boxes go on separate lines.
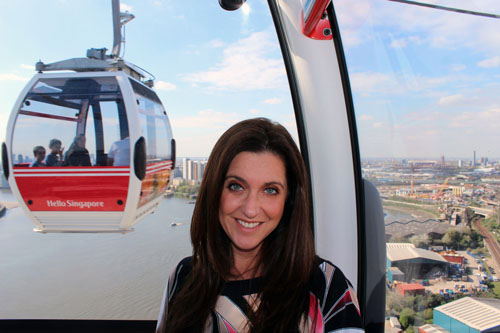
top-left (165, 118), bottom-right (316, 332)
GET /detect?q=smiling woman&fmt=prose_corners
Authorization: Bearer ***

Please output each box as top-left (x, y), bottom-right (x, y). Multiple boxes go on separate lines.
top-left (157, 118), bottom-right (363, 332)
top-left (219, 151), bottom-right (288, 274)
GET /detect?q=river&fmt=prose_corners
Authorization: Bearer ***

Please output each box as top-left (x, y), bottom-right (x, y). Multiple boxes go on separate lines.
top-left (0, 189), bottom-right (193, 320)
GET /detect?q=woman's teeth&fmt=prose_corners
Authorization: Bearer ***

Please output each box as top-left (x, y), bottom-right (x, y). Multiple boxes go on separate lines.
top-left (237, 219), bottom-right (260, 229)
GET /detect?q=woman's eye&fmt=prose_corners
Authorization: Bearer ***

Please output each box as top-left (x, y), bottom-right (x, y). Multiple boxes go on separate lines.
top-left (228, 183), bottom-right (243, 191)
top-left (264, 187), bottom-right (278, 195)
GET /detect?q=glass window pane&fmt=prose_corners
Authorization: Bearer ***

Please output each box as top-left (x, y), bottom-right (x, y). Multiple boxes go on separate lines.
top-left (336, 0), bottom-right (500, 330)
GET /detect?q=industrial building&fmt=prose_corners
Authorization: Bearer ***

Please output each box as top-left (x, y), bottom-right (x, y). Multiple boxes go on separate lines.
top-left (387, 243), bottom-right (451, 281)
top-left (433, 297), bottom-right (500, 332)
top-left (418, 324), bottom-right (449, 333)
top-left (395, 283), bottom-right (425, 296)
top-left (387, 266), bottom-right (405, 284)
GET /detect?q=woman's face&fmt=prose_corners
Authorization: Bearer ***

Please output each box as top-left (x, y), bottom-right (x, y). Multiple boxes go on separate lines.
top-left (219, 151), bottom-right (288, 259)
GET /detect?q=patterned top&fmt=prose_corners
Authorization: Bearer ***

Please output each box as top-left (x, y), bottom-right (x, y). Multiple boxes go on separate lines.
top-left (156, 257), bottom-right (364, 332)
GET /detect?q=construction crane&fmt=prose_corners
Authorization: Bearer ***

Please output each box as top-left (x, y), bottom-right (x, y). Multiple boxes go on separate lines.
top-left (435, 177), bottom-right (450, 199)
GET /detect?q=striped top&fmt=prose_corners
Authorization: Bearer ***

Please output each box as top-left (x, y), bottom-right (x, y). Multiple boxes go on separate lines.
top-left (156, 257), bottom-right (364, 332)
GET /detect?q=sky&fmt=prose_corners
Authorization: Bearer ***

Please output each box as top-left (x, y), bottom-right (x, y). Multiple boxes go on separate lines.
top-left (0, 0), bottom-right (499, 159)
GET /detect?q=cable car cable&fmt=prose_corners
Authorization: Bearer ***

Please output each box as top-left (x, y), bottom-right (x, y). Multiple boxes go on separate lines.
top-left (388, 0), bottom-right (500, 19)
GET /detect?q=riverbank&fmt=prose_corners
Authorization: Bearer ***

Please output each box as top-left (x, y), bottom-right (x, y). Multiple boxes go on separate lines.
top-left (383, 202), bottom-right (438, 222)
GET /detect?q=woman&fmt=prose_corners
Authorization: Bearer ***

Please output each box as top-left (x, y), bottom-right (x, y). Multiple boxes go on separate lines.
top-left (157, 118), bottom-right (363, 332)
top-left (63, 134), bottom-right (91, 167)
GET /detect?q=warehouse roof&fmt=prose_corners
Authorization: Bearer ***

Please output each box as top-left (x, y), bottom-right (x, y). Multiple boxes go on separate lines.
top-left (387, 243), bottom-right (449, 263)
top-left (435, 297), bottom-right (500, 331)
top-left (418, 324), bottom-right (449, 333)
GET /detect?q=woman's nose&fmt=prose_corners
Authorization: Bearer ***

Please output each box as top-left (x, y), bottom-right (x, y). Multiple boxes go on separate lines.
top-left (241, 192), bottom-right (259, 218)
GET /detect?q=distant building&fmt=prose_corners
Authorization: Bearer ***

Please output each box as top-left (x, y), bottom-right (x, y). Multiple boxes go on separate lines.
top-left (439, 252), bottom-right (465, 265)
top-left (387, 243), bottom-right (450, 281)
top-left (408, 160), bottom-right (437, 169)
top-left (187, 159), bottom-right (193, 180)
top-left (171, 177), bottom-right (182, 186)
top-left (396, 283), bottom-right (426, 296)
top-left (180, 158), bottom-right (207, 182)
top-left (182, 158), bottom-right (190, 180)
top-left (418, 324), bottom-right (449, 333)
top-left (458, 160), bottom-right (463, 168)
top-left (433, 297), bottom-right (500, 332)
top-left (385, 316), bottom-right (402, 333)
top-left (473, 150), bottom-right (476, 167)
top-left (173, 167), bottom-right (182, 178)
top-left (387, 267), bottom-right (405, 284)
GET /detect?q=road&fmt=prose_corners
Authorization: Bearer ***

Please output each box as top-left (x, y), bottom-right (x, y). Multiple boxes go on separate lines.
top-left (473, 219), bottom-right (500, 273)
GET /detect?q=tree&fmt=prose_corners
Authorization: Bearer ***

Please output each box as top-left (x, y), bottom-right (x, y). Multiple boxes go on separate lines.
top-left (399, 308), bottom-right (416, 329)
top-left (389, 235), bottom-right (411, 243)
top-left (410, 234), bottom-right (430, 248)
top-left (424, 308), bottom-right (433, 320)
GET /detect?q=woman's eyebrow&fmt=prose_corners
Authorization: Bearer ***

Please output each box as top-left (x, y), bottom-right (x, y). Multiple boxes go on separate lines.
top-left (225, 175), bottom-right (286, 189)
top-left (225, 175), bottom-right (247, 185)
top-left (264, 181), bottom-right (286, 189)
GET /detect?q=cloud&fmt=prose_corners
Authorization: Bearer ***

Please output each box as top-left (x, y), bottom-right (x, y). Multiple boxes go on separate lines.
top-left (477, 56), bottom-right (500, 68)
top-left (450, 64), bottom-right (466, 72)
top-left (208, 39), bottom-right (225, 48)
top-left (336, 0), bottom-right (500, 56)
top-left (120, 3), bottom-right (133, 12)
top-left (350, 72), bottom-right (397, 95)
top-left (390, 38), bottom-right (407, 48)
top-left (20, 64), bottom-right (35, 70)
top-left (373, 122), bottom-right (383, 128)
top-left (390, 36), bottom-right (422, 48)
top-left (249, 109), bottom-right (261, 114)
top-left (263, 98), bottom-right (281, 105)
top-left (359, 114), bottom-right (373, 121)
top-left (0, 73), bottom-right (29, 82)
top-left (155, 80), bottom-right (176, 91)
top-left (438, 94), bottom-right (466, 106)
top-left (183, 31), bottom-right (287, 91)
top-left (438, 94), bottom-right (480, 107)
top-left (171, 109), bottom-right (244, 129)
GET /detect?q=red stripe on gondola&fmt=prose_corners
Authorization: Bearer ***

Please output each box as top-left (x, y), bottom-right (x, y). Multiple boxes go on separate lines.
top-left (14, 172), bottom-right (129, 211)
top-left (19, 110), bottom-right (78, 122)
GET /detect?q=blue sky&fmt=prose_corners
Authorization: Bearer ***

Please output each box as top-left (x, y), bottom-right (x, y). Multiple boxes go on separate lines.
top-left (1, 0), bottom-right (499, 159)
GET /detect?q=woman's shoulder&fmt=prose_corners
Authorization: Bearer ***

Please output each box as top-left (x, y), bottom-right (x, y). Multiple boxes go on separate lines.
top-left (310, 256), bottom-right (363, 330)
top-left (312, 256), bottom-right (351, 284)
top-left (309, 256), bottom-right (359, 309)
top-left (171, 256), bottom-right (193, 281)
top-left (164, 257), bottom-right (193, 299)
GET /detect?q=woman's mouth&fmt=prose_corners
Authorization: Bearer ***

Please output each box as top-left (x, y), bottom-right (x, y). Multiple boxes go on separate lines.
top-left (237, 218), bottom-right (261, 229)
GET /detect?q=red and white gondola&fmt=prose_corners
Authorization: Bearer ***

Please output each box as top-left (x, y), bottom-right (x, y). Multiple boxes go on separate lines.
top-left (1, 2), bottom-right (175, 233)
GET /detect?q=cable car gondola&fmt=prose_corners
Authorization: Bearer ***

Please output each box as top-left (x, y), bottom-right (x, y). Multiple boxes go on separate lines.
top-left (1, 1), bottom-right (175, 233)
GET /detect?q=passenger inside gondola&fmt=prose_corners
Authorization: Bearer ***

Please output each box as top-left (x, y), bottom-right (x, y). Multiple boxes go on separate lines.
top-left (30, 146), bottom-right (46, 167)
top-left (45, 138), bottom-right (64, 167)
top-left (63, 135), bottom-right (91, 167)
top-left (107, 137), bottom-right (130, 166)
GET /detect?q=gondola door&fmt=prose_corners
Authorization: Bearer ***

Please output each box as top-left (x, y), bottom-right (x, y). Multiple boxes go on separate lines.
top-left (127, 78), bottom-right (174, 227)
